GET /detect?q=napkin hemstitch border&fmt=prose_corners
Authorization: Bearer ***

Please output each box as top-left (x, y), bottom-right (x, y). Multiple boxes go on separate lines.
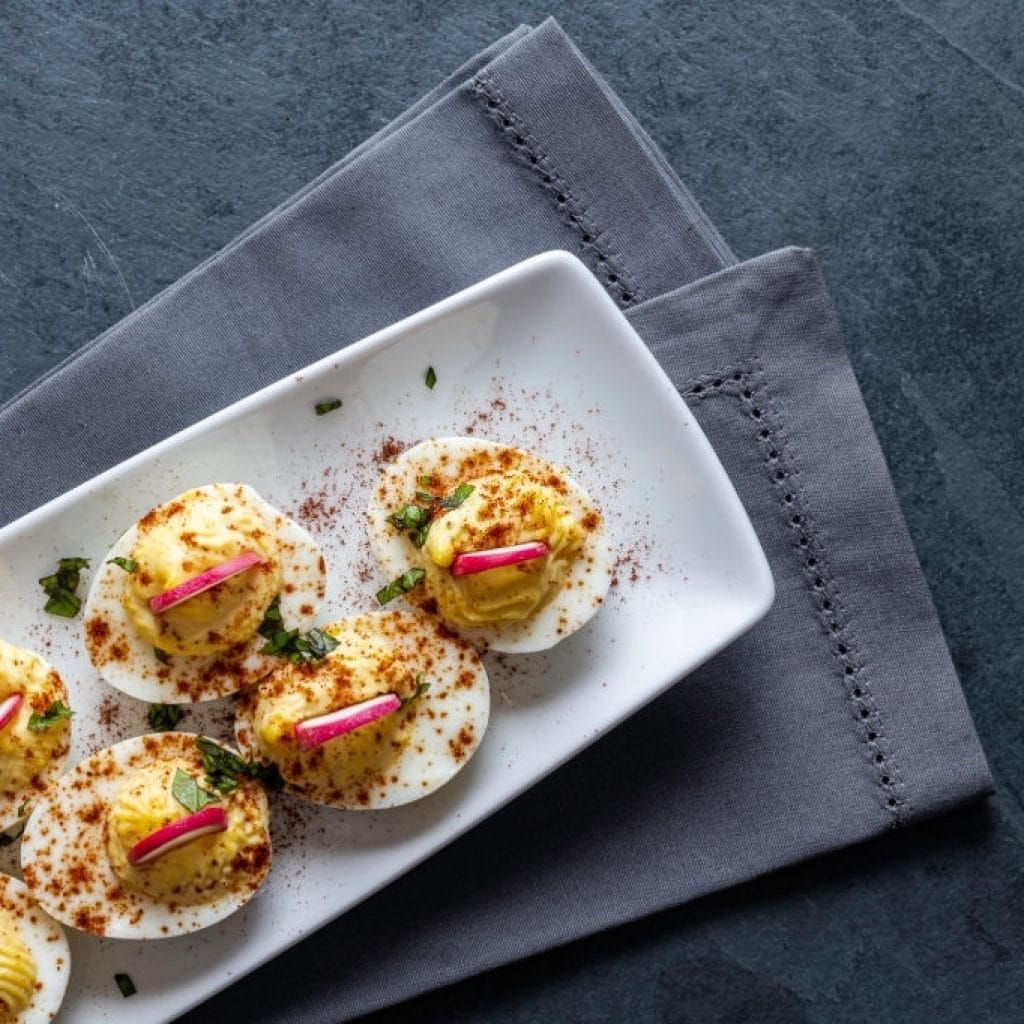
top-left (470, 73), bottom-right (645, 309)
top-left (683, 360), bottom-right (909, 825)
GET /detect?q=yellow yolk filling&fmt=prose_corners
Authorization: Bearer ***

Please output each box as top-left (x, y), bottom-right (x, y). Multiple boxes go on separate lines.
top-left (420, 472), bottom-right (583, 626)
top-left (0, 908), bottom-right (35, 1019)
top-left (122, 486), bottom-right (282, 656)
top-left (106, 759), bottom-right (268, 905)
top-left (254, 631), bottom-right (417, 787)
top-left (0, 637), bottom-right (70, 800)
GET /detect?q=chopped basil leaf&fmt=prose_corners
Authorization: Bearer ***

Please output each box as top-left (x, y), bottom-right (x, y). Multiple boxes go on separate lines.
top-left (260, 625), bottom-right (339, 665)
top-left (196, 737), bottom-right (283, 794)
top-left (171, 768), bottom-right (220, 813)
top-left (315, 398), bottom-right (343, 416)
top-left (387, 482), bottom-right (473, 549)
top-left (260, 628), bottom-right (299, 655)
top-left (424, 366), bottom-right (437, 389)
top-left (400, 675), bottom-right (431, 710)
top-left (441, 482), bottom-right (474, 509)
top-left (376, 567), bottom-right (426, 606)
top-left (147, 703), bottom-right (184, 732)
top-left (27, 701), bottom-right (74, 732)
top-left (257, 595), bottom-right (284, 637)
top-left (107, 556), bottom-right (138, 573)
top-left (418, 474), bottom-right (436, 486)
top-left (39, 556), bottom-right (89, 617)
top-left (153, 647), bottom-right (170, 664)
top-left (258, 597), bottom-right (339, 664)
top-left (388, 504), bottom-right (429, 531)
top-left (290, 628), bottom-right (339, 663)
top-left (115, 974), bottom-right (137, 998)
top-left (388, 502), bottom-right (432, 548)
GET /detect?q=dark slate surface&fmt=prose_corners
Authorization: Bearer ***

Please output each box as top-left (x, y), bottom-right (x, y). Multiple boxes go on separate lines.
top-left (2, 2), bottom-right (1021, 1021)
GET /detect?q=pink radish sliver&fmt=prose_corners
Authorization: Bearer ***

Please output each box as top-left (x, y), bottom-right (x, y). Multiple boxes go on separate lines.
top-left (127, 804), bottom-right (228, 866)
top-left (149, 551), bottom-right (263, 614)
top-left (0, 692), bottom-right (22, 732)
top-left (294, 693), bottom-right (402, 751)
top-left (450, 540), bottom-right (549, 577)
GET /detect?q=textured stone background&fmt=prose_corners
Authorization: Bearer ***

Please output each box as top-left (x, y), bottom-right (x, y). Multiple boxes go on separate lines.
top-left (1, 2), bottom-right (1021, 1021)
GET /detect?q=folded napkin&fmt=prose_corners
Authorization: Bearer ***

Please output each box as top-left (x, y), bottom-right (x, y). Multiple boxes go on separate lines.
top-left (0, 19), bottom-right (991, 1024)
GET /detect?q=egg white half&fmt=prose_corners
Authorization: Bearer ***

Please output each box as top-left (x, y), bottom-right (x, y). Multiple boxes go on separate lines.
top-left (235, 610), bottom-right (490, 810)
top-left (83, 483), bottom-right (327, 703)
top-left (20, 732), bottom-right (271, 939)
top-left (0, 641), bottom-right (71, 832)
top-left (366, 437), bottom-right (616, 653)
top-left (0, 872), bottom-right (71, 1024)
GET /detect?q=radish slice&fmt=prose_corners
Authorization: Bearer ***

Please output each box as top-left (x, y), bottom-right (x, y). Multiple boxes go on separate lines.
top-left (149, 552), bottom-right (263, 614)
top-left (127, 804), bottom-right (228, 866)
top-left (450, 540), bottom-right (550, 577)
top-left (0, 693), bottom-right (22, 732)
top-left (294, 693), bottom-right (402, 751)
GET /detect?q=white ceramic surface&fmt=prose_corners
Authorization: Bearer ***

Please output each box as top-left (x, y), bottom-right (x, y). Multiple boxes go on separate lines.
top-left (0, 251), bottom-right (773, 1022)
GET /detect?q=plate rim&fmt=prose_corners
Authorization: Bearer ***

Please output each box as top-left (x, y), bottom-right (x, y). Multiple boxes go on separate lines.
top-left (0, 250), bottom-right (774, 1021)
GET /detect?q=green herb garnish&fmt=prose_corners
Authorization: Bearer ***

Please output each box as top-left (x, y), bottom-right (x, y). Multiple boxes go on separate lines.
top-left (260, 627), bottom-right (299, 655)
top-left (38, 557), bottom-right (89, 617)
top-left (388, 502), bottom-right (432, 547)
top-left (315, 398), bottom-right (343, 416)
top-left (424, 366), bottom-right (437, 389)
top-left (400, 675), bottom-right (431, 710)
top-left (441, 482), bottom-right (474, 509)
top-left (388, 503), bottom-right (430, 532)
top-left (27, 701), bottom-right (74, 732)
top-left (418, 475), bottom-right (436, 486)
top-left (387, 482), bottom-right (474, 549)
top-left (259, 597), bottom-right (339, 663)
top-left (196, 737), bottom-right (283, 794)
top-left (107, 556), bottom-right (138, 573)
top-left (260, 626), bottom-right (341, 664)
top-left (288, 628), bottom-right (339, 662)
top-left (115, 974), bottom-right (137, 998)
top-left (147, 703), bottom-right (184, 732)
top-left (376, 567), bottom-right (426, 605)
top-left (153, 647), bottom-right (170, 664)
top-left (171, 768), bottom-right (220, 813)
top-left (257, 595), bottom-right (284, 637)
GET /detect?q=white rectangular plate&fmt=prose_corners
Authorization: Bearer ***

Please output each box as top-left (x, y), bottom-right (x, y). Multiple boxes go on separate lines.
top-left (0, 251), bottom-right (772, 1022)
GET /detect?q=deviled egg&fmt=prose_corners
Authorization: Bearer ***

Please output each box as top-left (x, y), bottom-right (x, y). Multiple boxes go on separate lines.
top-left (0, 637), bottom-right (72, 831)
top-left (366, 438), bottom-right (615, 653)
top-left (0, 872), bottom-right (71, 1024)
top-left (83, 483), bottom-right (327, 702)
top-left (20, 732), bottom-right (271, 939)
top-left (234, 610), bottom-right (489, 809)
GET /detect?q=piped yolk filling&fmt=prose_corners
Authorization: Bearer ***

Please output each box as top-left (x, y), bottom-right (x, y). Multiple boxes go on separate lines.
top-left (106, 759), bottom-right (267, 905)
top-left (0, 637), bottom-right (69, 799)
top-left (121, 486), bottom-right (282, 656)
top-left (254, 632), bottom-right (418, 787)
top-left (0, 908), bottom-right (36, 1019)
top-left (419, 472), bottom-right (582, 626)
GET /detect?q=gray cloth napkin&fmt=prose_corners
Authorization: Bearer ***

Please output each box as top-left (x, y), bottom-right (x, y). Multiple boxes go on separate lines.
top-left (0, 18), bottom-right (991, 1024)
